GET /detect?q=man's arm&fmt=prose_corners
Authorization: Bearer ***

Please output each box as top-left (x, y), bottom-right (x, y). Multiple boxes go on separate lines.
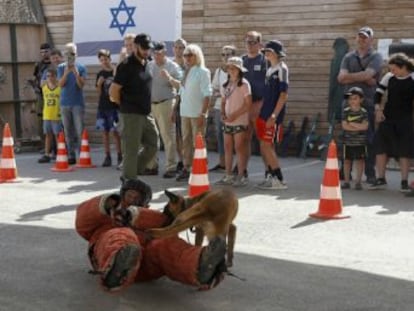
top-left (73, 69), bottom-right (85, 89)
top-left (337, 68), bottom-right (377, 85)
top-left (109, 82), bottom-right (122, 105)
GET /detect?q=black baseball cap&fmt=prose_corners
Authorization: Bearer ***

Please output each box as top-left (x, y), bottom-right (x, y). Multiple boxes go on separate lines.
top-left (40, 43), bottom-right (51, 50)
top-left (262, 40), bottom-right (286, 57)
top-left (344, 87), bottom-right (364, 98)
top-left (153, 41), bottom-right (166, 51)
top-left (134, 33), bottom-right (154, 50)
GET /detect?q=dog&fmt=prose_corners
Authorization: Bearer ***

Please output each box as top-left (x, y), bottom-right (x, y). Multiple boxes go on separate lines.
top-left (148, 188), bottom-right (238, 267)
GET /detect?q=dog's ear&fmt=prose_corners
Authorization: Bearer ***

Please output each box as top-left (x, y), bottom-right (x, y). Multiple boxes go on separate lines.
top-left (165, 190), bottom-right (180, 203)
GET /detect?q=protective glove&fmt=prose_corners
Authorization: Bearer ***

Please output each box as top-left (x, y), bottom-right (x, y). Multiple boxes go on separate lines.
top-left (110, 206), bottom-right (139, 227)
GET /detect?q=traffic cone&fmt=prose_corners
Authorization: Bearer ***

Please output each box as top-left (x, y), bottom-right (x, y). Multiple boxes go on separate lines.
top-left (51, 131), bottom-right (74, 172)
top-left (76, 129), bottom-right (96, 168)
top-left (188, 132), bottom-right (210, 197)
top-left (0, 123), bottom-right (18, 183)
top-left (310, 140), bottom-right (349, 219)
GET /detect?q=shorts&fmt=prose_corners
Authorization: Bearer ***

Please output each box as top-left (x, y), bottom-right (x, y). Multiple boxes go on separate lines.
top-left (43, 120), bottom-right (62, 135)
top-left (255, 117), bottom-right (282, 144)
top-left (222, 124), bottom-right (248, 135)
top-left (374, 120), bottom-right (414, 158)
top-left (96, 109), bottom-right (119, 132)
top-left (343, 145), bottom-right (367, 160)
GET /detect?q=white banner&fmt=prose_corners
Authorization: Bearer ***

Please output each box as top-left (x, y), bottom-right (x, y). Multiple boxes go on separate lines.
top-left (73, 0), bottom-right (182, 64)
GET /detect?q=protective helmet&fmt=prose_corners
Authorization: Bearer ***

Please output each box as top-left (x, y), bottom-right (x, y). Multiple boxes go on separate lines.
top-left (120, 178), bottom-right (152, 207)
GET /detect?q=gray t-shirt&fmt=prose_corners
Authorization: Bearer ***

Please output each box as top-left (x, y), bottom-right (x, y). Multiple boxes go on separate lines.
top-left (148, 58), bottom-right (183, 102)
top-left (340, 48), bottom-right (383, 106)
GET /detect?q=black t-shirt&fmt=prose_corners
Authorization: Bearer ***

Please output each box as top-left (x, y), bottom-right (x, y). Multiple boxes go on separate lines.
top-left (113, 55), bottom-right (152, 115)
top-left (33, 60), bottom-right (51, 94)
top-left (96, 69), bottom-right (117, 111)
top-left (242, 53), bottom-right (267, 101)
top-left (384, 75), bottom-right (414, 121)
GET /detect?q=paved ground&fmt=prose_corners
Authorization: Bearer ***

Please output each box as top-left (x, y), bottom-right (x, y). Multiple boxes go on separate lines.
top-left (1, 148), bottom-right (414, 311)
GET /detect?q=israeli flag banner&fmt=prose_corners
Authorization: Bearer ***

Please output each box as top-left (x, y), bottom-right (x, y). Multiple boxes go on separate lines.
top-left (73, 0), bottom-right (182, 64)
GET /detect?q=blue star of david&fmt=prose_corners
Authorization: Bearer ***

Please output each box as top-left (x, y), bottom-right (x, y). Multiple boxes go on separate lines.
top-left (110, 0), bottom-right (136, 36)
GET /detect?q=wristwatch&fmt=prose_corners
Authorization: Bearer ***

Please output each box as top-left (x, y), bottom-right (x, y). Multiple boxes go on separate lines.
top-left (271, 113), bottom-right (277, 119)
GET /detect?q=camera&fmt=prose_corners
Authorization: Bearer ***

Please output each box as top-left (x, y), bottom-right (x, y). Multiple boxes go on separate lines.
top-left (66, 53), bottom-right (76, 66)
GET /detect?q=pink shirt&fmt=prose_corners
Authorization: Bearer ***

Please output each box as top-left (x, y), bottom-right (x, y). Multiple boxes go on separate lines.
top-left (220, 78), bottom-right (251, 126)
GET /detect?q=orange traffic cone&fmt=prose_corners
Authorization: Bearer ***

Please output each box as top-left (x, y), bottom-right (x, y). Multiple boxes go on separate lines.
top-left (76, 129), bottom-right (96, 168)
top-left (310, 140), bottom-right (349, 219)
top-left (188, 132), bottom-right (210, 197)
top-left (0, 123), bottom-right (18, 183)
top-left (51, 131), bottom-right (74, 172)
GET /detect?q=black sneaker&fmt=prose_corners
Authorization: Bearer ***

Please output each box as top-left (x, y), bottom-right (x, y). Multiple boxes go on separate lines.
top-left (197, 236), bottom-right (226, 285)
top-left (102, 155), bottom-right (112, 167)
top-left (117, 153), bottom-right (123, 166)
top-left (368, 178), bottom-right (387, 190)
top-left (400, 180), bottom-right (410, 193)
top-left (139, 168), bottom-right (159, 176)
top-left (176, 169), bottom-right (189, 181)
top-left (366, 176), bottom-right (376, 185)
top-left (209, 164), bottom-right (225, 172)
top-left (354, 182), bottom-right (363, 190)
top-left (38, 155), bottom-right (51, 163)
top-left (176, 161), bottom-right (184, 173)
top-left (163, 170), bottom-right (176, 178)
top-left (341, 182), bottom-right (350, 189)
top-left (103, 244), bottom-right (140, 291)
top-left (68, 158), bottom-right (76, 165)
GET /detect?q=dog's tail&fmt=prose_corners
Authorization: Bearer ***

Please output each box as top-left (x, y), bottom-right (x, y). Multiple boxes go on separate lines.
top-left (148, 206), bottom-right (207, 239)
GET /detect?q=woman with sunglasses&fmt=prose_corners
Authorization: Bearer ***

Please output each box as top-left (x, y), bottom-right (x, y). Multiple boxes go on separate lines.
top-left (175, 44), bottom-right (212, 181)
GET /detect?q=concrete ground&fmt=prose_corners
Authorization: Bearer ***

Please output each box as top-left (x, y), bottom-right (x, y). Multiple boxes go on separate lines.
top-left (0, 148), bottom-right (413, 311)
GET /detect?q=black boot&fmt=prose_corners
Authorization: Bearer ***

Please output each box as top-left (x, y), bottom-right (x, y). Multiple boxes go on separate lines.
top-left (102, 244), bottom-right (140, 291)
top-left (102, 155), bottom-right (112, 167)
top-left (197, 236), bottom-right (226, 285)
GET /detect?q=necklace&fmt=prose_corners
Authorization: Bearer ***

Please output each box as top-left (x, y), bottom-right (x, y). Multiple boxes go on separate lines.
top-left (224, 81), bottom-right (237, 98)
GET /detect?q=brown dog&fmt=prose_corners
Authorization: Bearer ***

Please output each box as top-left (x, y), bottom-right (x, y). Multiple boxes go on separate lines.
top-left (148, 188), bottom-right (238, 267)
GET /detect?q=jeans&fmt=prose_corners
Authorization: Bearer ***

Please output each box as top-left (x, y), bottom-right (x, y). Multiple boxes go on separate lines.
top-left (61, 105), bottom-right (84, 159)
top-left (213, 108), bottom-right (224, 157)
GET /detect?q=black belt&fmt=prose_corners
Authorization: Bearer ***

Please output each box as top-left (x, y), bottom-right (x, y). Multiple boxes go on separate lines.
top-left (152, 99), bottom-right (170, 104)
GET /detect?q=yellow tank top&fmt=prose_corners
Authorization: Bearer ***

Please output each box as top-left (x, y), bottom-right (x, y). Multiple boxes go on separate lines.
top-left (42, 84), bottom-right (61, 120)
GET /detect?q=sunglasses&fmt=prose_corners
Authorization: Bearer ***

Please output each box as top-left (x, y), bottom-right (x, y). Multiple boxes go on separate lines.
top-left (221, 53), bottom-right (234, 57)
top-left (183, 53), bottom-right (194, 57)
top-left (246, 40), bottom-right (259, 45)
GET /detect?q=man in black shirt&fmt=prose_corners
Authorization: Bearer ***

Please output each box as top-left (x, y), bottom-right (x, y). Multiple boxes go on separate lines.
top-left (110, 33), bottom-right (158, 181)
top-left (32, 43), bottom-right (51, 140)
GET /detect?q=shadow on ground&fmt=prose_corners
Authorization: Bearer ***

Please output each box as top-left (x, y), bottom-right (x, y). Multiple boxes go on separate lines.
top-left (0, 224), bottom-right (413, 311)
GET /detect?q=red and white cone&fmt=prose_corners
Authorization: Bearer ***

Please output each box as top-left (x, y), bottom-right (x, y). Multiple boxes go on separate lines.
top-left (51, 131), bottom-right (74, 172)
top-left (188, 132), bottom-right (210, 197)
top-left (0, 123), bottom-right (18, 183)
top-left (310, 140), bottom-right (349, 219)
top-left (76, 129), bottom-right (96, 168)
